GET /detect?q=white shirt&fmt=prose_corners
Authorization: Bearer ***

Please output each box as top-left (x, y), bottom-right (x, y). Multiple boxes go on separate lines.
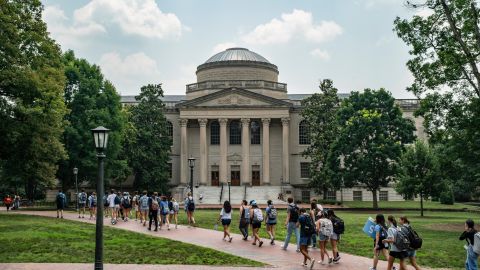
top-left (220, 208), bottom-right (232, 220)
top-left (107, 194), bottom-right (116, 208)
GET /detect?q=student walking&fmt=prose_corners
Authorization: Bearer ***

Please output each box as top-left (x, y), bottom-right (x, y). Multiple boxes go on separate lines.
top-left (56, 190), bottom-right (66, 219)
top-left (250, 200), bottom-right (264, 247)
top-left (132, 191), bottom-right (139, 221)
top-left (78, 189), bottom-right (87, 218)
top-left (282, 197), bottom-right (300, 252)
top-left (370, 214), bottom-right (390, 270)
top-left (309, 202), bottom-right (320, 248)
top-left (88, 192), bottom-right (97, 220)
top-left (107, 189), bottom-right (118, 224)
top-left (316, 210), bottom-right (333, 265)
top-left (383, 215), bottom-right (408, 270)
top-left (327, 209), bottom-right (344, 263)
top-left (103, 192), bottom-right (109, 218)
top-left (116, 192), bottom-right (123, 220)
top-left (265, 200), bottom-right (277, 245)
top-left (239, 200), bottom-right (250, 240)
top-left (3, 195), bottom-right (13, 211)
top-left (139, 191), bottom-right (149, 226)
top-left (121, 192), bottom-right (132, 221)
top-left (298, 208), bottom-right (316, 269)
top-left (159, 196), bottom-right (170, 230)
top-left (169, 198), bottom-right (179, 229)
top-left (218, 200), bottom-right (233, 242)
top-left (460, 219), bottom-right (478, 270)
top-left (148, 192), bottom-right (159, 231)
top-left (185, 192), bottom-right (196, 226)
top-left (13, 195), bottom-right (20, 210)
top-left (399, 216), bottom-right (421, 270)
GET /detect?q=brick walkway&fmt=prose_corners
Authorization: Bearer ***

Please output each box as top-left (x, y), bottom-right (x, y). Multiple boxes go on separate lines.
top-left (2, 210), bottom-right (439, 270)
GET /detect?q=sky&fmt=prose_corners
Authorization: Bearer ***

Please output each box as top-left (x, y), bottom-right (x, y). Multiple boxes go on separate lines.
top-left (40, 0), bottom-right (433, 98)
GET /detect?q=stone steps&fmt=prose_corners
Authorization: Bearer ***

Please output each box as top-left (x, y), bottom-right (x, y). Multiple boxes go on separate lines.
top-left (192, 185), bottom-right (288, 205)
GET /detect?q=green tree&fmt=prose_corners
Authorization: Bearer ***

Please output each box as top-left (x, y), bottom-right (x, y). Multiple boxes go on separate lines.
top-left (58, 50), bottom-right (129, 191)
top-left (301, 79), bottom-right (340, 195)
top-left (394, 0), bottom-right (480, 199)
top-left (326, 89), bottom-right (416, 209)
top-left (396, 140), bottom-right (443, 216)
top-left (125, 84), bottom-right (171, 193)
top-left (0, 0), bottom-right (67, 200)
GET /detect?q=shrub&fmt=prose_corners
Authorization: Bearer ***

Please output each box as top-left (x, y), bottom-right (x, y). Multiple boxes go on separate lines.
top-left (440, 192), bottom-right (454, 205)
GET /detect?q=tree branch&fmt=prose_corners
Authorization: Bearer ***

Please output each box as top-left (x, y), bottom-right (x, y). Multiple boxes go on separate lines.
top-left (470, 3), bottom-right (480, 50)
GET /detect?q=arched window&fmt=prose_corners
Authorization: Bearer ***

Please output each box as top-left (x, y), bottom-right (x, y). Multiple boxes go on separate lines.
top-left (210, 121), bottom-right (220, 145)
top-left (250, 120), bottom-right (261, 144)
top-left (299, 120), bottom-right (311, 145)
top-left (166, 121), bottom-right (173, 137)
top-left (229, 120), bottom-right (241, 145)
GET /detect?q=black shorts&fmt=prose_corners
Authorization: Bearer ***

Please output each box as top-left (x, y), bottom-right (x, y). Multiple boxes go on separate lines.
top-left (374, 240), bottom-right (387, 250)
top-left (57, 203), bottom-right (65, 210)
top-left (221, 219), bottom-right (231, 226)
top-left (252, 222), bottom-right (262, 229)
top-left (389, 250), bottom-right (408, 259)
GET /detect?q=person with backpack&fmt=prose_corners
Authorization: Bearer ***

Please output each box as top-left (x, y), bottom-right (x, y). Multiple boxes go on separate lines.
top-left (185, 192), bottom-right (196, 227)
top-left (309, 202), bottom-right (320, 249)
top-left (116, 191), bottom-right (123, 220)
top-left (169, 197), bottom-right (180, 229)
top-left (370, 214), bottom-right (390, 270)
top-left (139, 190), bottom-right (149, 226)
top-left (148, 192), bottom-right (160, 231)
top-left (88, 192), bottom-right (97, 220)
top-left (282, 197), bottom-right (300, 252)
top-left (217, 200), bottom-right (233, 242)
top-left (459, 219), bottom-right (478, 270)
top-left (103, 192), bottom-right (109, 218)
top-left (3, 195), bottom-right (13, 211)
top-left (249, 200), bottom-right (264, 247)
top-left (121, 192), bottom-right (132, 221)
top-left (327, 209), bottom-right (343, 263)
top-left (132, 191), bottom-right (139, 221)
top-left (159, 196), bottom-right (170, 230)
top-left (56, 190), bottom-right (67, 219)
top-left (316, 210), bottom-right (333, 265)
top-left (265, 200), bottom-right (277, 245)
top-left (298, 208), bottom-right (316, 269)
top-left (107, 189), bottom-right (118, 224)
top-left (239, 200), bottom-right (250, 240)
top-left (399, 216), bottom-right (421, 270)
top-left (78, 189), bottom-right (87, 219)
top-left (382, 215), bottom-right (408, 270)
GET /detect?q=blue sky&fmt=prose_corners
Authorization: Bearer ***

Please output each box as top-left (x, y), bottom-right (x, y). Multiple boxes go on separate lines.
top-left (41, 0), bottom-right (432, 98)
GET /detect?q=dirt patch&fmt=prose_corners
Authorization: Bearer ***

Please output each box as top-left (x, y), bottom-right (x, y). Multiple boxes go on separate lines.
top-left (427, 223), bottom-right (464, 232)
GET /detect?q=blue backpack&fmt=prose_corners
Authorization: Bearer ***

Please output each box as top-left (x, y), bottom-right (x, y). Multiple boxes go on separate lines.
top-left (160, 200), bottom-right (169, 215)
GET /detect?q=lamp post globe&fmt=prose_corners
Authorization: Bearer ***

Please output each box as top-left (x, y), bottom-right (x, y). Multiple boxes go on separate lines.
top-left (188, 156), bottom-right (196, 197)
top-left (73, 167), bottom-right (78, 211)
top-left (91, 126), bottom-right (110, 270)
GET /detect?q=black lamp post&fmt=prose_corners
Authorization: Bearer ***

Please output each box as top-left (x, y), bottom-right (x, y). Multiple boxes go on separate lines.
top-left (91, 126), bottom-right (110, 270)
top-left (227, 180), bottom-right (231, 202)
top-left (73, 167), bottom-right (78, 211)
top-left (188, 156), bottom-right (196, 198)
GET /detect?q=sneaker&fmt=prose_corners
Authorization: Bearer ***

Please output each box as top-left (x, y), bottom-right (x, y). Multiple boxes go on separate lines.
top-left (328, 258), bottom-right (333, 264)
top-left (301, 262), bottom-right (308, 267)
top-left (333, 255), bottom-right (341, 263)
top-left (310, 258), bottom-right (315, 269)
top-left (229, 237), bottom-right (233, 243)
top-left (281, 246), bottom-right (287, 250)
top-left (154, 228), bottom-right (158, 232)
top-left (392, 267), bottom-right (397, 270)
top-left (296, 249), bottom-right (301, 253)
top-left (252, 242), bottom-right (256, 246)
top-left (270, 239), bottom-right (275, 245)
top-left (259, 241), bottom-right (264, 247)
top-left (369, 267), bottom-right (376, 270)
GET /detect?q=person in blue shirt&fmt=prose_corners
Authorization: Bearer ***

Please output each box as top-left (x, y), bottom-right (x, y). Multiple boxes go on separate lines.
top-left (298, 208), bottom-right (315, 269)
top-left (370, 214), bottom-right (389, 270)
top-left (265, 200), bottom-right (277, 245)
top-left (56, 190), bottom-right (66, 219)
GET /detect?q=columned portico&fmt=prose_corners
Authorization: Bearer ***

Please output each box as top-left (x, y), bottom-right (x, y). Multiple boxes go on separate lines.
top-left (281, 117), bottom-right (290, 184)
top-left (179, 118), bottom-right (188, 184)
top-left (199, 118), bottom-right (208, 185)
top-left (241, 118), bottom-right (250, 185)
top-left (261, 118), bottom-right (270, 185)
top-left (219, 118), bottom-right (228, 184)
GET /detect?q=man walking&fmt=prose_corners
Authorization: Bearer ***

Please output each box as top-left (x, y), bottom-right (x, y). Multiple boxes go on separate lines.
top-left (282, 197), bottom-right (300, 252)
top-left (56, 190), bottom-right (67, 219)
top-left (78, 189), bottom-right (87, 218)
top-left (148, 192), bottom-right (159, 231)
top-left (107, 189), bottom-right (117, 224)
top-left (139, 190), bottom-right (149, 226)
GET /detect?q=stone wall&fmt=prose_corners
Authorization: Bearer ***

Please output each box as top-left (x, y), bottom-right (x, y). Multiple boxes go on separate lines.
top-left (197, 66), bottom-right (278, 82)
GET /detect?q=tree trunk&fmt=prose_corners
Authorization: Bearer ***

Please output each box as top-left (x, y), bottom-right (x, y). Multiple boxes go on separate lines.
top-left (420, 194), bottom-right (424, 217)
top-left (372, 189), bottom-right (378, 209)
top-left (26, 178), bottom-right (35, 201)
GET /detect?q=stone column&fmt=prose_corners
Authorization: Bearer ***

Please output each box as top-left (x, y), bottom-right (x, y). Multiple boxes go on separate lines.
top-left (281, 117), bottom-right (290, 184)
top-left (241, 118), bottom-right (250, 185)
top-left (261, 118), bottom-right (270, 185)
top-left (179, 118), bottom-right (188, 184)
top-left (219, 118), bottom-right (228, 184)
top-left (199, 118), bottom-right (208, 186)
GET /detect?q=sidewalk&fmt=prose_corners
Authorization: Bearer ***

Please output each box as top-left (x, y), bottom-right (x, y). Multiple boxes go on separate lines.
top-left (3, 210), bottom-right (439, 270)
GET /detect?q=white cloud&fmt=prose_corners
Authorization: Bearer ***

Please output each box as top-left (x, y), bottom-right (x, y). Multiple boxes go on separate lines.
top-left (163, 64), bottom-right (197, 94)
top-left (242, 9), bottom-right (342, 45)
top-left (99, 52), bottom-right (162, 94)
top-left (212, 42), bottom-right (237, 54)
top-left (73, 0), bottom-right (183, 39)
top-left (361, 0), bottom-right (399, 9)
top-left (310, 48), bottom-right (330, 60)
top-left (414, 8), bottom-right (434, 18)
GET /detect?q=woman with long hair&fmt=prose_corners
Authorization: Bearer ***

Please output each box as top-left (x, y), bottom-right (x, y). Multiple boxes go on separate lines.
top-left (370, 214), bottom-right (389, 270)
top-left (315, 210), bottom-right (333, 265)
top-left (239, 200), bottom-right (250, 240)
top-left (250, 200), bottom-right (264, 247)
top-left (327, 209), bottom-right (341, 263)
top-left (399, 216), bottom-right (421, 270)
top-left (383, 215), bottom-right (407, 270)
top-left (218, 200), bottom-right (233, 242)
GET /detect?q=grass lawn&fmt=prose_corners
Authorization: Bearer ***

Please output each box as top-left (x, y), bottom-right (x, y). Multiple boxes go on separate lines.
top-left (0, 214), bottom-right (263, 266)
top-left (180, 209), bottom-right (476, 269)
top-left (342, 200), bottom-right (479, 210)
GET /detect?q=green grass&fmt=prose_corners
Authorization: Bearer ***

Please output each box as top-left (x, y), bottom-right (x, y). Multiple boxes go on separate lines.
top-left (0, 214), bottom-right (263, 266)
top-left (183, 209), bottom-right (475, 269)
top-left (342, 200), bottom-right (479, 210)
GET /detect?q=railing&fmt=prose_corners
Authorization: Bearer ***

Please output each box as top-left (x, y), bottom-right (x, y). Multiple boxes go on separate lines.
top-left (186, 80), bottom-right (287, 92)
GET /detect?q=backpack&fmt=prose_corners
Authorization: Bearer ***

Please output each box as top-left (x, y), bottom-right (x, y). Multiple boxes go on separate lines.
top-left (303, 214), bottom-right (316, 236)
top-left (268, 206), bottom-right (278, 220)
top-left (160, 201), bottom-right (169, 215)
top-left (173, 202), bottom-right (179, 212)
top-left (473, 232), bottom-right (480, 255)
top-left (253, 208), bottom-right (263, 222)
top-left (404, 225), bottom-right (423, 250)
top-left (320, 218), bottom-right (334, 237)
top-left (56, 193), bottom-right (65, 204)
top-left (187, 198), bottom-right (195, 212)
top-left (151, 198), bottom-right (159, 211)
top-left (79, 193), bottom-right (87, 203)
top-left (288, 204), bottom-right (299, 222)
top-left (168, 201), bottom-right (173, 211)
top-left (114, 195), bottom-right (121, 205)
top-left (332, 216), bottom-right (345, 234)
top-left (243, 207), bottom-right (250, 219)
top-left (394, 226), bottom-right (411, 251)
top-left (141, 196), bottom-right (149, 208)
top-left (122, 196), bottom-right (131, 208)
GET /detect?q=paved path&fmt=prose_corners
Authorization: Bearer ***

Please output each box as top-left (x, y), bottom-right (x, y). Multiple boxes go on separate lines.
top-left (2, 210), bottom-right (440, 270)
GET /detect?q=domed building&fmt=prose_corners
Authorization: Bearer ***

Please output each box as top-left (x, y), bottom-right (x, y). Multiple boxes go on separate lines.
top-left (121, 48), bottom-right (425, 204)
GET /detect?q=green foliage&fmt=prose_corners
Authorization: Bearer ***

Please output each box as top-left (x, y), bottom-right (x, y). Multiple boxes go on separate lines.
top-left (0, 0), bottom-right (67, 200)
top-left (439, 191), bottom-right (455, 205)
top-left (326, 89), bottom-right (416, 209)
top-left (57, 50), bottom-right (129, 191)
top-left (125, 84), bottom-right (172, 193)
top-left (301, 79), bottom-right (340, 193)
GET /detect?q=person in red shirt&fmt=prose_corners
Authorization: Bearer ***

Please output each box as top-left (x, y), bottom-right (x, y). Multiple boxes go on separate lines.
top-left (3, 195), bottom-right (13, 211)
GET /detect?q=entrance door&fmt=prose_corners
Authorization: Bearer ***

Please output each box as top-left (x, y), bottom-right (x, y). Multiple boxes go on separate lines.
top-left (252, 170), bottom-right (260, 186)
top-left (211, 171), bottom-right (219, 186)
top-left (231, 170), bottom-right (240, 186)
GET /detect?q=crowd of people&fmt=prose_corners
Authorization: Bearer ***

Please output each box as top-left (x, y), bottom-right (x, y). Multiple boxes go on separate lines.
top-left (2, 194), bottom-right (21, 211)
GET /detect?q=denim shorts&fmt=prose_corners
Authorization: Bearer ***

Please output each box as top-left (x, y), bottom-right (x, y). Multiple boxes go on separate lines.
top-left (300, 236), bottom-right (312, 246)
top-left (318, 233), bottom-right (330, 241)
top-left (330, 232), bottom-right (340, 241)
top-left (407, 250), bottom-right (416, 257)
top-left (221, 219), bottom-right (231, 226)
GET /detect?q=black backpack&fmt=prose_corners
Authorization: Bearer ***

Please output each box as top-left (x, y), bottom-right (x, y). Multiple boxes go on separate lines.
top-left (114, 195), bottom-right (121, 205)
top-left (303, 214), bottom-right (316, 236)
top-left (332, 216), bottom-right (345, 234)
top-left (289, 205), bottom-right (299, 222)
top-left (405, 225), bottom-right (423, 250)
top-left (187, 198), bottom-right (195, 211)
top-left (122, 196), bottom-right (131, 208)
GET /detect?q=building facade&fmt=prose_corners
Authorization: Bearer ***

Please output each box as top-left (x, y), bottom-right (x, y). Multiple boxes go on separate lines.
top-left (121, 48), bottom-right (425, 204)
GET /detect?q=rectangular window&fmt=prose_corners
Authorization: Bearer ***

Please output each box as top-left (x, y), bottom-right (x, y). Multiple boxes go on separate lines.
top-left (167, 163), bottom-right (172, 179)
top-left (325, 190), bottom-right (336, 200)
top-left (252, 165), bottom-right (260, 186)
top-left (353, 190), bottom-right (362, 201)
top-left (211, 165), bottom-right (219, 186)
top-left (300, 162), bottom-right (310, 178)
top-left (301, 190), bottom-right (311, 203)
top-left (379, 191), bottom-right (389, 201)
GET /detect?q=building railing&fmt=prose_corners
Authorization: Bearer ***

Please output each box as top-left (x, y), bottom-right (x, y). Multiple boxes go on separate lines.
top-left (186, 80), bottom-right (287, 92)
top-left (395, 99), bottom-right (421, 109)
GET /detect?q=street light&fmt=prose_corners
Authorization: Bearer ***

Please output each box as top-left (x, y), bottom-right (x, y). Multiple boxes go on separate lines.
top-left (188, 156), bottom-right (196, 198)
top-left (73, 167), bottom-right (78, 212)
top-left (227, 179), bottom-right (231, 202)
top-left (91, 126), bottom-right (109, 270)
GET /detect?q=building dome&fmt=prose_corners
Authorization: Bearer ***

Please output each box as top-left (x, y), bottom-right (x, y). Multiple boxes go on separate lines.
top-left (204, 48), bottom-right (271, 64)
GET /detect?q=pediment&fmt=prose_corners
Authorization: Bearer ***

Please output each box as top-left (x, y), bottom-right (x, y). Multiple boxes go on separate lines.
top-left (176, 87), bottom-right (292, 108)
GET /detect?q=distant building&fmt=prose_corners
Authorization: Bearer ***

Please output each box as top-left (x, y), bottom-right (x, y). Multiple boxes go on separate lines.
top-left (121, 48), bottom-right (425, 204)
